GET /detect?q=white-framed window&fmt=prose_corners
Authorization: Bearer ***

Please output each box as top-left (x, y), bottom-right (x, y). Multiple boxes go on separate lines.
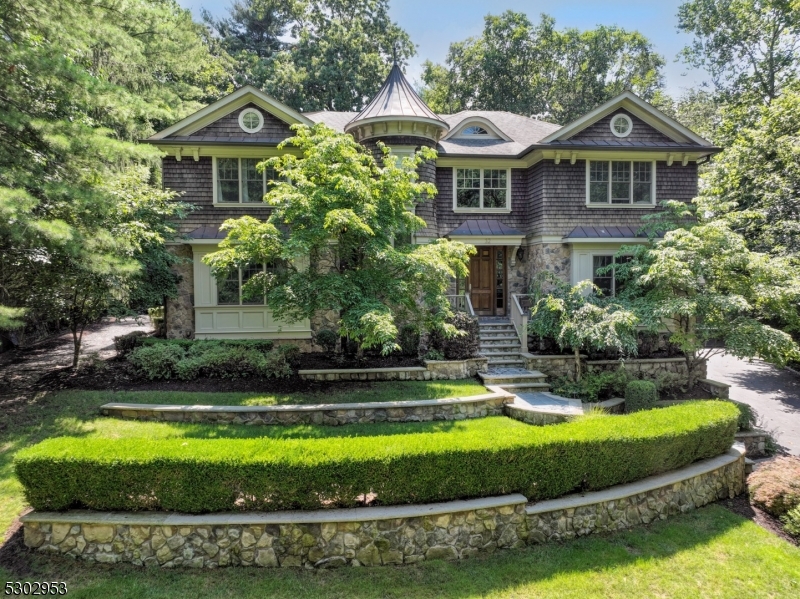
top-left (212, 157), bottom-right (277, 204)
top-left (453, 168), bottom-right (510, 211)
top-left (462, 126), bottom-right (489, 135)
top-left (610, 113), bottom-right (633, 138)
top-left (586, 160), bottom-right (655, 206)
top-left (592, 255), bottom-right (633, 296)
top-left (216, 262), bottom-right (282, 305)
top-left (238, 108), bottom-right (264, 133)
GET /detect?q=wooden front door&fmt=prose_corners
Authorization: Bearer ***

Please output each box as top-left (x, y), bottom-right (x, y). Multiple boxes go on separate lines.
top-left (468, 246), bottom-right (506, 316)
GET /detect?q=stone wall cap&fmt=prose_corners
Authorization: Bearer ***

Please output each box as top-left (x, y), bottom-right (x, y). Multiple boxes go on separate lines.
top-left (586, 357), bottom-right (688, 365)
top-left (698, 378), bottom-right (731, 388)
top-left (424, 357), bottom-right (488, 365)
top-left (21, 494), bottom-right (528, 527)
top-left (521, 353), bottom-right (585, 359)
top-left (591, 397), bottom-right (625, 410)
top-left (734, 429), bottom-right (769, 439)
top-left (298, 367), bottom-right (427, 375)
top-left (525, 444), bottom-right (745, 515)
top-left (100, 392), bottom-right (512, 415)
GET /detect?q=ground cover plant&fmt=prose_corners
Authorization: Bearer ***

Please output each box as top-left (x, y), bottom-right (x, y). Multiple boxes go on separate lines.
top-left (748, 456), bottom-right (800, 538)
top-left (15, 402), bottom-right (738, 513)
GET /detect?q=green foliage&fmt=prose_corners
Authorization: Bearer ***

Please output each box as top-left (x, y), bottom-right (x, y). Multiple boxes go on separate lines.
top-left (528, 272), bottom-right (639, 380)
top-left (625, 380), bottom-right (659, 412)
top-left (551, 368), bottom-right (631, 402)
top-left (314, 329), bottom-right (339, 354)
top-left (128, 339), bottom-right (293, 380)
top-left (420, 11), bottom-right (665, 123)
top-left (427, 312), bottom-right (480, 360)
top-left (423, 348), bottom-right (445, 361)
top-left (14, 402), bottom-right (738, 513)
top-left (203, 125), bottom-right (474, 354)
top-left (783, 506), bottom-right (800, 537)
top-left (113, 331), bottom-right (150, 356)
top-left (205, 0), bottom-right (414, 112)
top-left (617, 216), bottom-right (800, 386)
top-left (748, 456), bottom-right (800, 517)
top-left (729, 400), bottom-right (758, 431)
top-left (677, 0), bottom-right (800, 104)
top-left (398, 325), bottom-right (421, 357)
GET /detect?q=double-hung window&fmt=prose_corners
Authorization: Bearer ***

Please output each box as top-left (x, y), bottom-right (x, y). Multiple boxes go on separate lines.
top-left (587, 160), bottom-right (655, 205)
top-left (592, 255), bottom-right (632, 296)
top-left (454, 168), bottom-right (509, 210)
top-left (214, 157), bottom-right (277, 204)
top-left (216, 262), bottom-right (282, 305)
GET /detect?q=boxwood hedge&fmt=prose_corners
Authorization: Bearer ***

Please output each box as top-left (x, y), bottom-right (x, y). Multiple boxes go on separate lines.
top-left (15, 401), bottom-right (738, 513)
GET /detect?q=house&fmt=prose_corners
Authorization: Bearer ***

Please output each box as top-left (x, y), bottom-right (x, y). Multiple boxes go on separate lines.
top-left (145, 63), bottom-right (719, 346)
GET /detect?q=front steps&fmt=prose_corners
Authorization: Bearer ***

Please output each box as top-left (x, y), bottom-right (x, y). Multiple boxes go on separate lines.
top-left (478, 318), bottom-right (524, 368)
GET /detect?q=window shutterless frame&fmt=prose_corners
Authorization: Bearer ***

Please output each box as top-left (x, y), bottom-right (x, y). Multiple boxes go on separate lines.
top-left (585, 160), bottom-right (657, 207)
top-left (452, 168), bottom-right (511, 212)
top-left (212, 157), bottom-right (276, 205)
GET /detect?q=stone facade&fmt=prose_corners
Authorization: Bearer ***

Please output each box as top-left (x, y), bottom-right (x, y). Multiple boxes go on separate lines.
top-left (21, 447), bottom-right (744, 569)
top-left (521, 353), bottom-right (583, 380)
top-left (528, 243), bottom-right (571, 283)
top-left (165, 244), bottom-right (194, 339)
top-left (100, 392), bottom-right (512, 426)
top-left (526, 450), bottom-right (744, 543)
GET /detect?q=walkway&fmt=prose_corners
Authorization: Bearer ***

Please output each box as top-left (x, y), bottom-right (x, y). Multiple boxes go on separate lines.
top-left (708, 354), bottom-right (800, 455)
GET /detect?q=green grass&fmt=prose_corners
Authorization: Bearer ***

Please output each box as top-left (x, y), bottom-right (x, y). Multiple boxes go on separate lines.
top-left (1, 505), bottom-right (799, 598)
top-left (81, 379), bottom-right (490, 406)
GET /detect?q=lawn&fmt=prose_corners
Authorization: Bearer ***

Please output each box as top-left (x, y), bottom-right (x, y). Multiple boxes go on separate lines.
top-left (1, 505), bottom-right (799, 598)
top-left (85, 379), bottom-right (490, 406)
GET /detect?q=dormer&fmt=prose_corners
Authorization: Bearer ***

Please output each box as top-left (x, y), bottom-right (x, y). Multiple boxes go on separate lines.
top-left (344, 63), bottom-right (449, 143)
top-left (444, 116), bottom-right (511, 141)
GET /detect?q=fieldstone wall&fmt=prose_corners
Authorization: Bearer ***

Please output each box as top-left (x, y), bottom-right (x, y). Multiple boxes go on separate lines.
top-left (22, 446), bottom-right (745, 569)
top-left (100, 393), bottom-right (512, 426)
top-left (504, 404), bottom-right (569, 425)
top-left (165, 244), bottom-right (194, 339)
top-left (521, 353), bottom-right (582, 379)
top-left (528, 243), bottom-right (570, 284)
top-left (587, 357), bottom-right (706, 385)
top-left (298, 359), bottom-right (488, 382)
top-left (526, 450), bottom-right (744, 543)
top-left (425, 357), bottom-right (489, 379)
top-left (23, 500), bottom-right (528, 569)
top-left (734, 430), bottom-right (770, 457)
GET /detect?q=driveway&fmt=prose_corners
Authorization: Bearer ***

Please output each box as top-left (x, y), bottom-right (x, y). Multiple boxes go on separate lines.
top-left (708, 354), bottom-right (800, 455)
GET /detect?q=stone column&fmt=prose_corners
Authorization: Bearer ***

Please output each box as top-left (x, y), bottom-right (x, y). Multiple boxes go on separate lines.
top-left (165, 244), bottom-right (194, 339)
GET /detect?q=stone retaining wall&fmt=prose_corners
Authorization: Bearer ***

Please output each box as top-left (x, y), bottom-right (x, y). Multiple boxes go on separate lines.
top-left (21, 446), bottom-right (745, 569)
top-left (504, 404), bottom-right (569, 425)
top-left (298, 358), bottom-right (488, 382)
top-left (520, 353), bottom-right (581, 380)
top-left (586, 357), bottom-right (707, 385)
top-left (735, 430), bottom-right (770, 457)
top-left (100, 393), bottom-right (513, 426)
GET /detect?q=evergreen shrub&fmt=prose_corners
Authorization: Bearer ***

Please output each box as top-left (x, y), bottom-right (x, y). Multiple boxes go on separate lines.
top-left (625, 380), bottom-right (658, 412)
top-left (15, 402), bottom-right (738, 513)
top-left (428, 312), bottom-right (479, 360)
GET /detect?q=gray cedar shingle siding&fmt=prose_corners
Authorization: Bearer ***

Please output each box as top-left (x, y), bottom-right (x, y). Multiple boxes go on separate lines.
top-left (567, 110), bottom-right (680, 145)
top-left (173, 103), bottom-right (294, 141)
top-left (162, 156), bottom-right (273, 236)
top-left (435, 167), bottom-right (527, 236)
top-left (532, 160), bottom-right (698, 237)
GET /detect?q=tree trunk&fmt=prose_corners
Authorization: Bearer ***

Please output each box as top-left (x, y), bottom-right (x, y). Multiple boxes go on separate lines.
top-left (71, 325), bottom-right (84, 368)
top-left (685, 354), bottom-right (696, 390)
top-left (574, 347), bottom-right (582, 381)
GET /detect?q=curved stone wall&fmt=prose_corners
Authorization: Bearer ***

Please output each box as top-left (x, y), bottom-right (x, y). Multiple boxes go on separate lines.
top-left (99, 392), bottom-right (513, 426)
top-left (21, 446), bottom-right (745, 569)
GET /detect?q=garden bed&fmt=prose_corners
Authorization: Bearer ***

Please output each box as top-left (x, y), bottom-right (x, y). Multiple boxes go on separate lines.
top-left (295, 352), bottom-right (423, 370)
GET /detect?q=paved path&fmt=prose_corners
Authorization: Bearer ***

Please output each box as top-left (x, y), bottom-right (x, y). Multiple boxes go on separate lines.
top-left (708, 354), bottom-right (800, 455)
top-left (0, 316), bottom-right (152, 397)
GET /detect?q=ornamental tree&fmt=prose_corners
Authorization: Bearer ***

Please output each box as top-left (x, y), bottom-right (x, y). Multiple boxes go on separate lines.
top-left (616, 218), bottom-right (800, 388)
top-left (203, 124), bottom-right (474, 354)
top-left (528, 272), bottom-right (639, 380)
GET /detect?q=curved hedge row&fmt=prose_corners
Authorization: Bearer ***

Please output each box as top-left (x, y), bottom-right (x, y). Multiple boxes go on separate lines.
top-left (15, 402), bottom-right (738, 513)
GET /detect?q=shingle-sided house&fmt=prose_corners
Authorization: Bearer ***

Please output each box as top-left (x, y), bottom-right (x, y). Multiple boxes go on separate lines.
top-left (146, 64), bottom-right (719, 346)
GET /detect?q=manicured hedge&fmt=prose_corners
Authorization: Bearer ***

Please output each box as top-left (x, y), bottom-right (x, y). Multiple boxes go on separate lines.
top-left (14, 402), bottom-right (738, 513)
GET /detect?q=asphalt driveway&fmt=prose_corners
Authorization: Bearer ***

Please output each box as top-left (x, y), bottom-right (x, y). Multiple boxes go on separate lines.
top-left (708, 354), bottom-right (800, 455)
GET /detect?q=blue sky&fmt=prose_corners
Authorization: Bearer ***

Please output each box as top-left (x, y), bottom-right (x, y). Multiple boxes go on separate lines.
top-left (177, 0), bottom-right (707, 97)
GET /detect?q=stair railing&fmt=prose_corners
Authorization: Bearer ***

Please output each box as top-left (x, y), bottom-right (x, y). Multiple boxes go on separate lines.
top-left (464, 292), bottom-right (475, 317)
top-left (509, 294), bottom-right (528, 353)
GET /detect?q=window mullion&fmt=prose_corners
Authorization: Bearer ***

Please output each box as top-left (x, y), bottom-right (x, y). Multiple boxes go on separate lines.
top-left (479, 168), bottom-right (484, 209)
top-left (238, 158), bottom-right (243, 204)
top-left (629, 161), bottom-right (633, 204)
top-left (607, 161), bottom-right (612, 205)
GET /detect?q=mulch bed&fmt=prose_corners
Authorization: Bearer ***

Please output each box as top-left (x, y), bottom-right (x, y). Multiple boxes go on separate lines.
top-left (295, 352), bottom-right (422, 370)
top-left (659, 384), bottom-right (720, 401)
top-left (717, 493), bottom-right (798, 547)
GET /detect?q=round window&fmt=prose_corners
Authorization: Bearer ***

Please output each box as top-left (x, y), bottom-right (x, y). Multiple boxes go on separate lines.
top-left (610, 114), bottom-right (632, 138)
top-left (238, 108), bottom-right (264, 133)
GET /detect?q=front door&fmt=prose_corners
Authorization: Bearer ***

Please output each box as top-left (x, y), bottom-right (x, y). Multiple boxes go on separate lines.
top-left (468, 246), bottom-right (506, 316)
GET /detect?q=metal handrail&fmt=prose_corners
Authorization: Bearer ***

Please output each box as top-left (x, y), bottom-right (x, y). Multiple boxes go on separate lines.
top-left (510, 294), bottom-right (528, 352)
top-left (464, 292), bottom-right (475, 317)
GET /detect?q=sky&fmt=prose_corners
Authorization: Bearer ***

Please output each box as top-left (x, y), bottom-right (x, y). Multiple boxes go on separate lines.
top-left (176, 0), bottom-right (708, 97)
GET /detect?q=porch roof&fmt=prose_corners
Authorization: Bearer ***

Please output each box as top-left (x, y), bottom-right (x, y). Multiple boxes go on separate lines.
top-left (448, 220), bottom-right (523, 237)
top-left (564, 225), bottom-right (657, 243)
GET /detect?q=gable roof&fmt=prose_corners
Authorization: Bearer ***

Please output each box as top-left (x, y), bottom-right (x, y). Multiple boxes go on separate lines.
top-left (148, 86), bottom-right (313, 141)
top-left (541, 91), bottom-right (713, 147)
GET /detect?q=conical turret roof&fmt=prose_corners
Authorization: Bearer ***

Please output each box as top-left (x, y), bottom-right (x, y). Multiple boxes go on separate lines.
top-left (345, 63), bottom-right (448, 140)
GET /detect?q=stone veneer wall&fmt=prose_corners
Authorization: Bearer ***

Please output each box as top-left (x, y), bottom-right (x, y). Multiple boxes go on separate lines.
top-left (528, 243), bottom-right (571, 283)
top-left (100, 392), bottom-right (512, 426)
top-left (521, 353), bottom-right (583, 380)
top-left (298, 358), bottom-right (488, 382)
top-left (21, 447), bottom-right (745, 568)
top-left (587, 357), bottom-right (707, 384)
top-left (165, 244), bottom-right (194, 339)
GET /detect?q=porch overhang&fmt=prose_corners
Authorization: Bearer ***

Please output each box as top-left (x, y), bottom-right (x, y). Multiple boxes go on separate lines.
top-left (446, 220), bottom-right (525, 247)
top-left (563, 225), bottom-right (657, 244)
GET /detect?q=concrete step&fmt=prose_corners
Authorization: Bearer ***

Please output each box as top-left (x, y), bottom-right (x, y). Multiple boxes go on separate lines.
top-left (486, 359), bottom-right (526, 367)
top-left (479, 342), bottom-right (521, 350)
top-left (493, 382), bottom-right (551, 392)
top-left (478, 323), bottom-right (515, 330)
top-left (481, 349), bottom-right (522, 357)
